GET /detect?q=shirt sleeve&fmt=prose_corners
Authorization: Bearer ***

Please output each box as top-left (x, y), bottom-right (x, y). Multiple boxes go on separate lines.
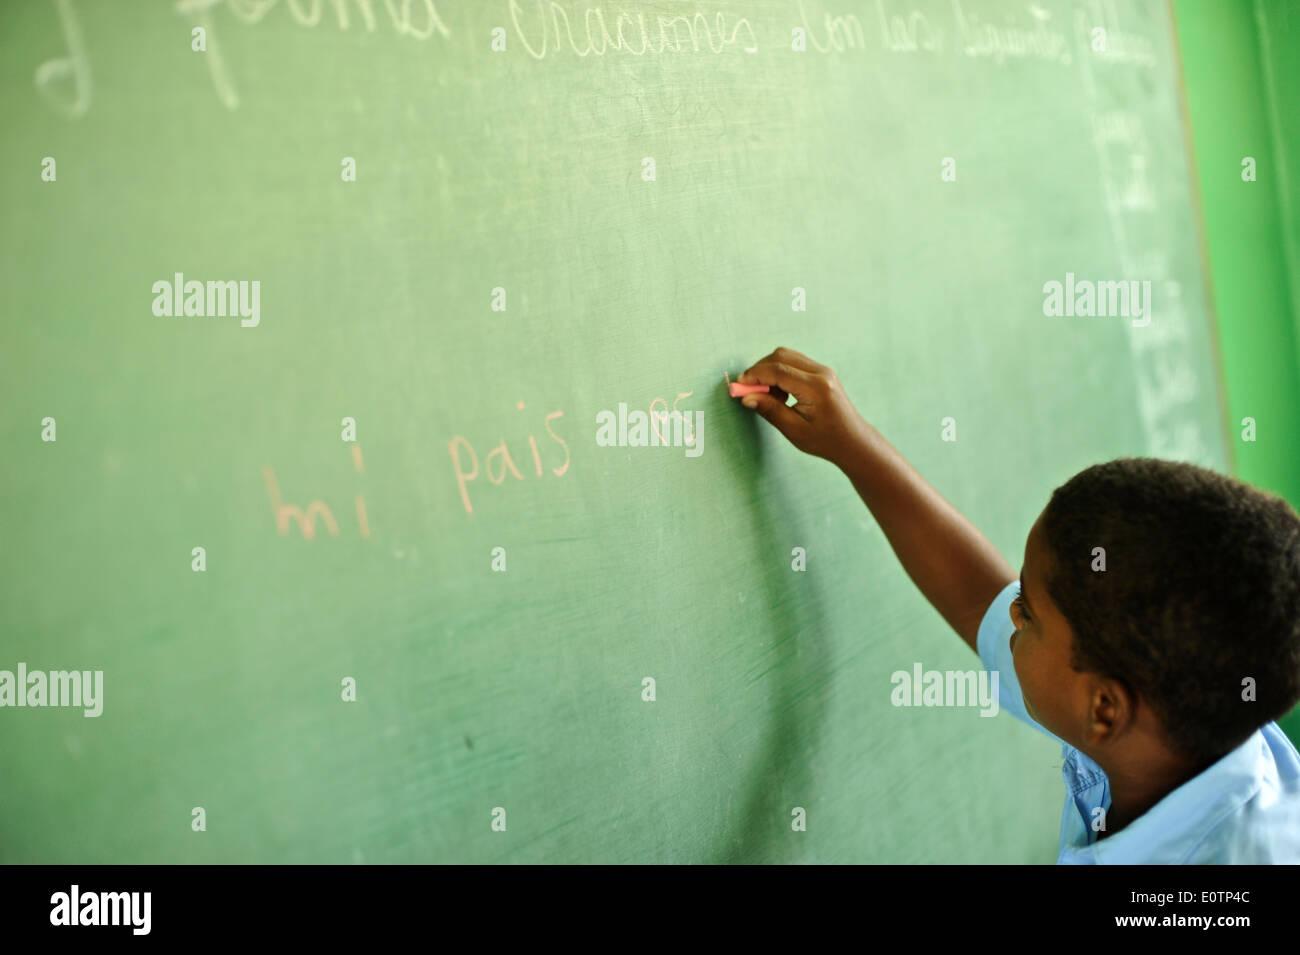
top-left (977, 581), bottom-right (1063, 743)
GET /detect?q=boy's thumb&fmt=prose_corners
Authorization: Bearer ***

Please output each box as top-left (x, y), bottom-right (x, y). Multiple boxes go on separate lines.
top-left (742, 392), bottom-right (797, 432)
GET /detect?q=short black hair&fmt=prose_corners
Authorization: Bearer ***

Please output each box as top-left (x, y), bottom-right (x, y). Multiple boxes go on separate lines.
top-left (1040, 457), bottom-right (1300, 764)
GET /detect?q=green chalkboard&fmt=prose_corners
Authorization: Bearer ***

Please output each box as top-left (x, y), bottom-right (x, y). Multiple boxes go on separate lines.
top-left (1, 0), bottom-right (1226, 862)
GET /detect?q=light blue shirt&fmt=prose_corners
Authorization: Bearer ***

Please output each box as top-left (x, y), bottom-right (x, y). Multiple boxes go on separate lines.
top-left (977, 581), bottom-right (1300, 863)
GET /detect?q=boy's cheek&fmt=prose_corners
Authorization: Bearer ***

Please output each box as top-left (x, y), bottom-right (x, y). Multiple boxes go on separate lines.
top-left (1011, 652), bottom-right (1041, 723)
top-left (1021, 683), bottom-right (1047, 727)
top-left (1010, 637), bottom-right (1024, 680)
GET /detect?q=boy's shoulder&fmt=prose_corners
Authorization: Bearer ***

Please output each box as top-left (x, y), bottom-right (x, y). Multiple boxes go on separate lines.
top-left (1094, 721), bottom-right (1300, 865)
top-left (1180, 721), bottom-right (1300, 864)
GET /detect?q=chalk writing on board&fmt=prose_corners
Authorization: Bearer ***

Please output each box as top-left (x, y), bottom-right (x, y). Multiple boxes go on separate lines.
top-left (33, 0), bottom-right (1171, 118)
top-left (351, 444), bottom-right (370, 538)
top-left (508, 1), bottom-right (757, 58)
top-left (1073, 2), bottom-right (1157, 68)
top-left (951, 0), bottom-right (1070, 66)
top-left (650, 391), bottom-right (696, 446)
top-left (799, 0), bottom-right (1070, 64)
top-left (262, 444), bottom-right (370, 540)
top-left (172, 0), bottom-right (452, 110)
top-left (448, 403), bottom-right (570, 515)
top-left (34, 0), bottom-right (91, 118)
top-left (867, 0), bottom-right (940, 55)
top-left (1086, 102), bottom-right (1213, 467)
top-left (598, 391), bottom-right (703, 457)
top-left (176, 0), bottom-right (449, 39)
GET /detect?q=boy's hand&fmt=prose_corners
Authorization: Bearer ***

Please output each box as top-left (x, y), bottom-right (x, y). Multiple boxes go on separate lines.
top-left (738, 347), bottom-right (869, 467)
top-left (738, 346), bottom-right (1014, 655)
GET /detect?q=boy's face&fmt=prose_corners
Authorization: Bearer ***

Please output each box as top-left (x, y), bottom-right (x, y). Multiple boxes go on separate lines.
top-left (1008, 513), bottom-right (1094, 744)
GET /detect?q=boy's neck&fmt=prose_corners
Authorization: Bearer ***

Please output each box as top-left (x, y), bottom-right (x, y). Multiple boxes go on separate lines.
top-left (1095, 748), bottom-right (1207, 838)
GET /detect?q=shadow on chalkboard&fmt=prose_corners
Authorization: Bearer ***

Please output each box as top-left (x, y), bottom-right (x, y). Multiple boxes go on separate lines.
top-left (713, 392), bottom-right (835, 863)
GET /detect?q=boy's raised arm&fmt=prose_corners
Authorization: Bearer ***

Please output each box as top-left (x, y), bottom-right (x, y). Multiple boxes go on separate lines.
top-left (738, 347), bottom-right (1015, 654)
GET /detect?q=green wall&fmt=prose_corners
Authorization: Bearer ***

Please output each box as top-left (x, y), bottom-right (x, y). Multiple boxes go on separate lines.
top-left (1174, 0), bottom-right (1300, 740)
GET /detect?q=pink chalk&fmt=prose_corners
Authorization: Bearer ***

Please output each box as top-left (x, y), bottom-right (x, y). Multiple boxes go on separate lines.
top-left (728, 382), bottom-right (771, 398)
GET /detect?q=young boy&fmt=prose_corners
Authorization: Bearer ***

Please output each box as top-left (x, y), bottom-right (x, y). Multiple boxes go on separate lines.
top-left (738, 347), bottom-right (1300, 863)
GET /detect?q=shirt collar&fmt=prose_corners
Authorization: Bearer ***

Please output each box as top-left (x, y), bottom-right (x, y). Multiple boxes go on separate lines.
top-left (1071, 729), bottom-right (1271, 864)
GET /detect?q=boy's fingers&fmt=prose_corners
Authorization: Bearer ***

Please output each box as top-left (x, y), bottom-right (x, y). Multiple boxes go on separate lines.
top-left (767, 346), bottom-right (828, 375)
top-left (737, 361), bottom-right (815, 401)
top-left (740, 347), bottom-right (827, 377)
top-left (738, 350), bottom-right (793, 381)
top-left (742, 392), bottom-right (805, 433)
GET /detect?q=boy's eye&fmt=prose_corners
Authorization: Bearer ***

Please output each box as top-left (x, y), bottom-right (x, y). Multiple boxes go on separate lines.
top-left (1012, 589), bottom-right (1031, 622)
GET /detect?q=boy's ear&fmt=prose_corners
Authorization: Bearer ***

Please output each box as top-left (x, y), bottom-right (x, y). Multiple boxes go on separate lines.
top-left (1086, 676), bottom-right (1138, 744)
